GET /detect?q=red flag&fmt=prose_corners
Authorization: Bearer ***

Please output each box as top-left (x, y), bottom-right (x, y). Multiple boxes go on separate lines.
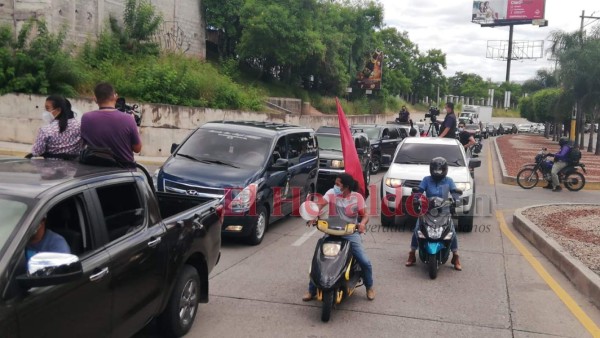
top-left (336, 97), bottom-right (366, 198)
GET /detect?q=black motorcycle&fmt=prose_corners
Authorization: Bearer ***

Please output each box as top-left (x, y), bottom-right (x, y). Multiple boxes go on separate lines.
top-left (516, 148), bottom-right (586, 191)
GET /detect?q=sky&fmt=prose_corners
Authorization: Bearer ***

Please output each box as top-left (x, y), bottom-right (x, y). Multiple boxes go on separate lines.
top-left (380, 0), bottom-right (600, 83)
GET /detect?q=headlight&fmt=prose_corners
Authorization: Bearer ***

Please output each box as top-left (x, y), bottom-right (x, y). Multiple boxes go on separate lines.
top-left (331, 160), bottom-right (344, 168)
top-left (229, 183), bottom-right (257, 211)
top-left (428, 226), bottom-right (443, 240)
top-left (455, 182), bottom-right (471, 191)
top-left (322, 243), bottom-right (341, 256)
top-left (385, 178), bottom-right (403, 188)
top-left (444, 231), bottom-right (454, 240)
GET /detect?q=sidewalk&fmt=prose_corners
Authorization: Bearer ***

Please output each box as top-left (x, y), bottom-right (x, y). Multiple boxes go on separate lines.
top-left (0, 141), bottom-right (168, 166)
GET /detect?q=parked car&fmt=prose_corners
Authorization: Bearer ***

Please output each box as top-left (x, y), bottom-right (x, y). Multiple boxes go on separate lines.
top-left (157, 121), bottom-right (319, 245)
top-left (487, 123), bottom-right (500, 136)
top-left (351, 124), bottom-right (409, 174)
top-left (537, 123), bottom-right (546, 133)
top-left (0, 159), bottom-right (222, 338)
top-left (464, 124), bottom-right (482, 139)
top-left (501, 123), bottom-right (517, 134)
top-left (315, 126), bottom-right (371, 195)
top-left (380, 137), bottom-right (481, 232)
top-left (517, 124), bottom-right (533, 133)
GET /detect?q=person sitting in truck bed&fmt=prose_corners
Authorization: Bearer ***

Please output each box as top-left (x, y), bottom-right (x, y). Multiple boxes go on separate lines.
top-left (397, 106), bottom-right (410, 123)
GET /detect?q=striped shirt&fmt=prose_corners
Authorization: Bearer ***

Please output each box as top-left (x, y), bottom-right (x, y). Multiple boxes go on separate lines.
top-left (32, 119), bottom-right (82, 157)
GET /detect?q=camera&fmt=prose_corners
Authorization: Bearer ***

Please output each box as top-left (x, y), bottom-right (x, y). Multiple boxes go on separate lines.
top-left (116, 97), bottom-right (142, 126)
top-left (425, 106), bottom-right (440, 119)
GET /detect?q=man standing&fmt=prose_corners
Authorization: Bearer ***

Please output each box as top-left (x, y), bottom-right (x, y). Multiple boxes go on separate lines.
top-left (81, 83), bottom-right (142, 167)
top-left (438, 102), bottom-right (457, 138)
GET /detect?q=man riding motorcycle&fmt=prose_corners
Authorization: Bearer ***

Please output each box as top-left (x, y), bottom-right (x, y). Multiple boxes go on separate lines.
top-left (405, 157), bottom-right (462, 270)
top-left (545, 137), bottom-right (570, 192)
top-left (302, 173), bottom-right (375, 301)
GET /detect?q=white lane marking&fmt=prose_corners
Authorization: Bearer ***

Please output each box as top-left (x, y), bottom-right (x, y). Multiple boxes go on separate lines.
top-left (292, 228), bottom-right (318, 246)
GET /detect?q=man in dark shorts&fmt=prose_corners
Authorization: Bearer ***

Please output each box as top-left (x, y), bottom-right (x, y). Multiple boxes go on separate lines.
top-left (438, 102), bottom-right (457, 139)
top-left (81, 83), bottom-right (142, 167)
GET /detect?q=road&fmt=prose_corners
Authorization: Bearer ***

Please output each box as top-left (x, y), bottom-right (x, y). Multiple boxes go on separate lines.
top-left (138, 138), bottom-right (600, 337)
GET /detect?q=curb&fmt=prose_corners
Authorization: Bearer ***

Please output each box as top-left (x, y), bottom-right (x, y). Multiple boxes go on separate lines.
top-left (0, 149), bottom-right (166, 166)
top-left (492, 136), bottom-right (600, 190)
top-left (513, 204), bottom-right (600, 310)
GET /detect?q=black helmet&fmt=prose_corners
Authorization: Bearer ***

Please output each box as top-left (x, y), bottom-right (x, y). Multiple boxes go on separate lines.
top-left (430, 157), bottom-right (448, 181)
top-left (559, 137), bottom-right (569, 147)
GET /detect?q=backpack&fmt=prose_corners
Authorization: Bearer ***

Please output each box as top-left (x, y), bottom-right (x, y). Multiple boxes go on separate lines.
top-left (567, 146), bottom-right (581, 164)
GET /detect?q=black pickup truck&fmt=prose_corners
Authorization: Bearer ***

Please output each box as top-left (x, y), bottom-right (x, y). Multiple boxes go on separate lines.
top-left (0, 159), bottom-right (221, 337)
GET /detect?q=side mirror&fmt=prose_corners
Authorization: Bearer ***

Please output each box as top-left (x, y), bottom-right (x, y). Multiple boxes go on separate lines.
top-left (468, 158), bottom-right (481, 169)
top-left (452, 188), bottom-right (463, 196)
top-left (17, 252), bottom-right (83, 288)
top-left (270, 158), bottom-right (289, 171)
top-left (381, 154), bottom-right (392, 166)
top-left (170, 143), bottom-right (179, 154)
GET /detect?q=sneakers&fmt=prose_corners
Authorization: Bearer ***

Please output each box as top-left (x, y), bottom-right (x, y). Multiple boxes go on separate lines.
top-left (405, 251), bottom-right (416, 267)
top-left (552, 185), bottom-right (562, 192)
top-left (366, 288), bottom-right (375, 300)
top-left (451, 253), bottom-right (462, 271)
top-left (302, 292), bottom-right (314, 302)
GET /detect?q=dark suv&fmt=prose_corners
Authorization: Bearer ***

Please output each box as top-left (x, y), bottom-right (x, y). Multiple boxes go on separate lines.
top-left (157, 121), bottom-right (319, 245)
top-left (315, 126), bottom-right (371, 195)
top-left (352, 124), bottom-right (410, 174)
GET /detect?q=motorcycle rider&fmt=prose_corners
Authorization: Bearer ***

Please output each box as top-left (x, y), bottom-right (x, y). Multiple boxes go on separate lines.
top-left (545, 137), bottom-right (570, 192)
top-left (405, 157), bottom-right (462, 270)
top-left (302, 173), bottom-right (374, 301)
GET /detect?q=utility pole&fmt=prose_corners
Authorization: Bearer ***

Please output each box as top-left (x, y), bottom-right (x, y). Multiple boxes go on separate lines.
top-left (505, 24), bottom-right (514, 83)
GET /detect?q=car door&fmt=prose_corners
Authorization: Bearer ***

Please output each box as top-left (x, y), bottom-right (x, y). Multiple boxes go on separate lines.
top-left (14, 191), bottom-right (113, 338)
top-left (287, 132), bottom-right (318, 209)
top-left (381, 127), bottom-right (401, 157)
top-left (91, 178), bottom-right (168, 338)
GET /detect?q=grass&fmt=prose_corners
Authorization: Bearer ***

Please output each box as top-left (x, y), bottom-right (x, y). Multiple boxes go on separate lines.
top-left (493, 108), bottom-right (522, 118)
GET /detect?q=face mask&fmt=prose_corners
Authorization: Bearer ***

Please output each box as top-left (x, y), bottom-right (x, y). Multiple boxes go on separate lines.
top-left (42, 111), bottom-right (55, 124)
top-left (333, 185), bottom-right (342, 195)
top-left (458, 127), bottom-right (464, 132)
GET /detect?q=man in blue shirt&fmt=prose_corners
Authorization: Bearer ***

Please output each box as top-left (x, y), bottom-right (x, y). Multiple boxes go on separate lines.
top-left (26, 217), bottom-right (71, 262)
top-left (405, 157), bottom-right (462, 270)
top-left (438, 102), bottom-right (457, 139)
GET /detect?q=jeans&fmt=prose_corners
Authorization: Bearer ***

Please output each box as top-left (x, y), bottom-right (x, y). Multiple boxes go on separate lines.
top-left (308, 232), bottom-right (373, 294)
top-left (410, 220), bottom-right (458, 252)
top-left (551, 160), bottom-right (568, 187)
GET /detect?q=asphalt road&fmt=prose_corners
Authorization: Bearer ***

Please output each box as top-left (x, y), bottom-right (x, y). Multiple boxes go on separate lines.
top-left (137, 137), bottom-right (600, 337)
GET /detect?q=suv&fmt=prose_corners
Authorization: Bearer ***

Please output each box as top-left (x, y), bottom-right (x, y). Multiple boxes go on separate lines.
top-left (381, 137), bottom-right (481, 232)
top-left (315, 126), bottom-right (371, 195)
top-left (352, 124), bottom-right (416, 174)
top-left (157, 121), bottom-right (319, 245)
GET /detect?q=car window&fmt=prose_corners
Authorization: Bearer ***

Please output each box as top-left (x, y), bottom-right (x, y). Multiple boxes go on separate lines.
top-left (45, 195), bottom-right (93, 256)
top-left (388, 128), bottom-right (400, 139)
top-left (288, 132), bottom-right (316, 165)
top-left (361, 127), bottom-right (380, 139)
top-left (394, 143), bottom-right (465, 167)
top-left (177, 128), bottom-right (272, 168)
top-left (0, 198), bottom-right (28, 254)
top-left (317, 134), bottom-right (342, 151)
top-left (96, 183), bottom-right (145, 242)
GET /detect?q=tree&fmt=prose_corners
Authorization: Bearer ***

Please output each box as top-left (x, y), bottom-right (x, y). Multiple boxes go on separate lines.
top-left (203, 0), bottom-right (244, 58)
top-left (374, 27), bottom-right (417, 96)
top-left (411, 49), bottom-right (446, 104)
top-left (109, 0), bottom-right (162, 55)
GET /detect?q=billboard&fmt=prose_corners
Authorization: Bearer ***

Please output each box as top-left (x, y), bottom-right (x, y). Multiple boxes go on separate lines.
top-left (472, 0), bottom-right (545, 25)
top-left (357, 50), bottom-right (383, 90)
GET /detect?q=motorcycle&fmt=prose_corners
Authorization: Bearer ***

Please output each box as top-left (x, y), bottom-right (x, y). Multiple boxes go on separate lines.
top-left (411, 188), bottom-right (461, 279)
top-left (299, 201), bottom-right (363, 322)
top-left (516, 148), bottom-right (586, 191)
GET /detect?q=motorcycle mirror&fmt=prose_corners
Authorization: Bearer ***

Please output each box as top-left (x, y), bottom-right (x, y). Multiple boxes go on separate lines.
top-left (411, 187), bottom-right (420, 193)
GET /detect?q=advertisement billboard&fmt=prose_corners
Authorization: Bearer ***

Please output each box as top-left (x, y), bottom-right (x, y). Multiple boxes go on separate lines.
top-left (472, 0), bottom-right (545, 25)
top-left (356, 50), bottom-right (383, 90)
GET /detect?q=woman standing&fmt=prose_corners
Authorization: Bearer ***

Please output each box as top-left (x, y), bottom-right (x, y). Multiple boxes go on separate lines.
top-left (31, 95), bottom-right (82, 159)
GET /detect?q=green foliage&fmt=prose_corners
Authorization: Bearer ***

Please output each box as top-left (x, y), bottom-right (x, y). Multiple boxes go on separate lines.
top-left (109, 0), bottom-right (162, 56)
top-left (531, 88), bottom-right (563, 122)
top-left (519, 96), bottom-right (534, 120)
top-left (0, 20), bottom-right (81, 96)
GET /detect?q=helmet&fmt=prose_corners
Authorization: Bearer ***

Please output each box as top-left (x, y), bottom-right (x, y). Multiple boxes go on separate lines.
top-left (559, 137), bottom-right (569, 147)
top-left (429, 157), bottom-right (448, 181)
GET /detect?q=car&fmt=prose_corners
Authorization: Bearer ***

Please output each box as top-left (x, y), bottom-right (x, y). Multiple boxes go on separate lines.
top-left (517, 123), bottom-right (532, 133)
top-left (386, 121), bottom-right (422, 139)
top-left (315, 126), bottom-right (371, 195)
top-left (0, 159), bottom-right (222, 338)
top-left (157, 121), bottom-right (319, 245)
top-left (464, 124), bottom-right (482, 139)
top-left (381, 137), bottom-right (481, 232)
top-left (350, 124), bottom-right (409, 174)
top-left (501, 123), bottom-right (517, 134)
top-left (537, 123), bottom-right (546, 133)
top-left (487, 123), bottom-right (500, 136)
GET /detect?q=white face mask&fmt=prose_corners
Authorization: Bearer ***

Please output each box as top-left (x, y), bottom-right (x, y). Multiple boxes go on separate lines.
top-left (458, 127), bottom-right (464, 132)
top-left (42, 111), bottom-right (55, 124)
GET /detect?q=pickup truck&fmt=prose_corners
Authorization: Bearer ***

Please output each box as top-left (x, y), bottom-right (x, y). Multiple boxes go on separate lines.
top-left (0, 158), bottom-right (222, 337)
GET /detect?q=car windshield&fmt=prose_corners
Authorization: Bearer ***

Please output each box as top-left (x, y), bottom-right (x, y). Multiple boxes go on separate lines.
top-left (465, 125), bottom-right (479, 130)
top-left (176, 128), bottom-right (272, 168)
top-left (394, 143), bottom-right (465, 167)
top-left (0, 198), bottom-right (28, 252)
top-left (317, 134), bottom-right (342, 151)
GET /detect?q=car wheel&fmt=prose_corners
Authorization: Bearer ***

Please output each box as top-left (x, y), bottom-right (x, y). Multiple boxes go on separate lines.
top-left (158, 265), bottom-right (200, 337)
top-left (370, 155), bottom-right (381, 174)
top-left (246, 205), bottom-right (268, 245)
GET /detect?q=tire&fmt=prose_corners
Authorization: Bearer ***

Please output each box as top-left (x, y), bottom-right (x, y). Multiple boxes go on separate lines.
top-left (427, 253), bottom-right (438, 279)
top-left (564, 172), bottom-right (585, 191)
top-left (370, 155), bottom-right (381, 174)
top-left (457, 216), bottom-right (474, 232)
top-left (381, 212), bottom-right (394, 227)
top-left (246, 205), bottom-right (268, 245)
top-left (158, 265), bottom-right (200, 337)
top-left (321, 290), bottom-right (334, 322)
top-left (516, 168), bottom-right (539, 189)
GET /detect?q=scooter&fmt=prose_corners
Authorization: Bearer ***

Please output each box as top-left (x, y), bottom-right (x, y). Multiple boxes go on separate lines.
top-left (411, 188), bottom-right (461, 279)
top-left (300, 201), bottom-right (363, 322)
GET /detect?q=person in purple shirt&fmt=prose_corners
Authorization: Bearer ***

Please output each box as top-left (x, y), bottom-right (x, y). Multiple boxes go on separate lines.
top-left (81, 83), bottom-right (142, 167)
top-left (545, 137), bottom-right (570, 192)
top-left (26, 217), bottom-right (71, 262)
